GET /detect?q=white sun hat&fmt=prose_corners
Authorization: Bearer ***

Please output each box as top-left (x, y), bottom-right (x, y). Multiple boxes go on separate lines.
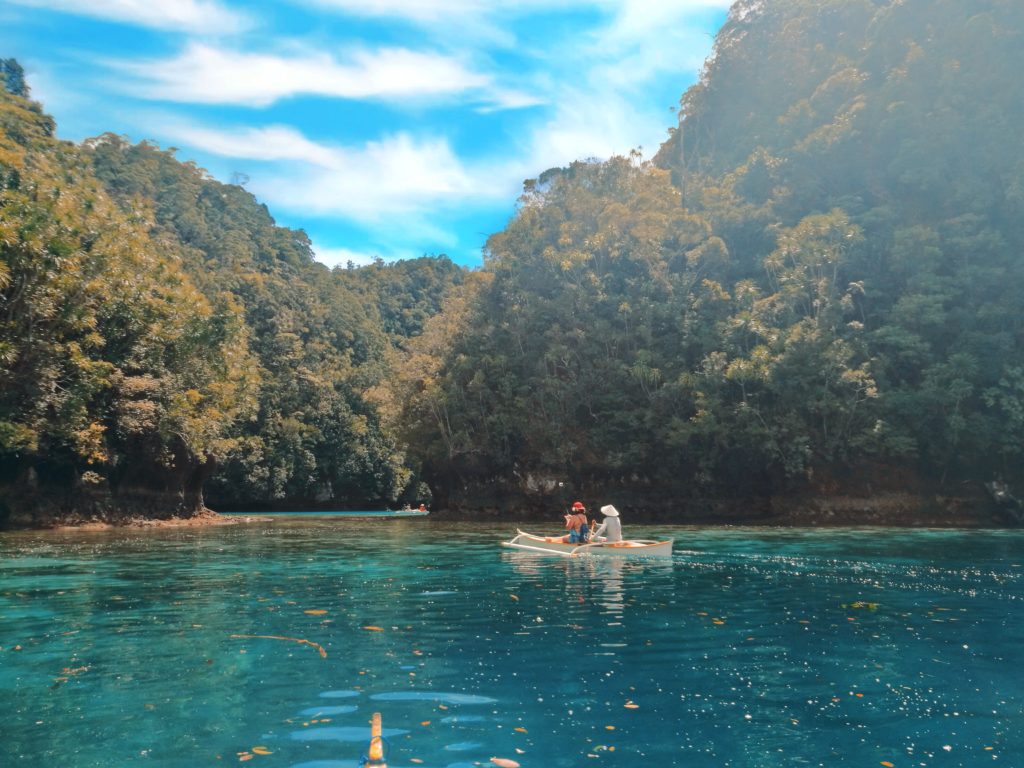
top-left (600, 504), bottom-right (619, 517)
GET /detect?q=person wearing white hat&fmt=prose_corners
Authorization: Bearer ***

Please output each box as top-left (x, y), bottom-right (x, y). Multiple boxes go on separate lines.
top-left (591, 504), bottom-right (622, 543)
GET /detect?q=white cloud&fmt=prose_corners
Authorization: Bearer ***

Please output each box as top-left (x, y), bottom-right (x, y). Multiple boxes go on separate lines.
top-left (593, 1), bottom-right (726, 77)
top-left (311, 245), bottom-right (391, 267)
top-left (159, 120), bottom-right (498, 222)
top-left (252, 133), bottom-right (489, 221)
top-left (476, 88), bottom-right (546, 112)
top-left (301, 0), bottom-right (494, 24)
top-left (9, 0), bottom-right (247, 33)
top-left (153, 118), bottom-right (500, 260)
top-left (112, 43), bottom-right (495, 107)
top-left (511, 2), bottom-right (727, 171)
top-left (303, 0), bottom-right (731, 27)
top-left (286, 0), bottom-right (722, 170)
top-left (606, 0), bottom-right (733, 37)
top-left (164, 122), bottom-right (346, 167)
top-left (151, 6), bottom-right (716, 243)
top-left (297, 0), bottom-right (730, 54)
top-left (115, 1), bottom-right (723, 263)
top-left (482, 88), bottom-right (669, 196)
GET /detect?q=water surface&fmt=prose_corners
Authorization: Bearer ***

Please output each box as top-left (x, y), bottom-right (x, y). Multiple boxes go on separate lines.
top-left (1, 521), bottom-right (1021, 767)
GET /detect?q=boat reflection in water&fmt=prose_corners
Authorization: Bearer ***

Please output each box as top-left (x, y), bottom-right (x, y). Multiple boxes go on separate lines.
top-left (503, 545), bottom-right (673, 624)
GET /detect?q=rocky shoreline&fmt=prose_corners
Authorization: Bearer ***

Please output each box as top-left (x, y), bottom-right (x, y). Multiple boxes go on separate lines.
top-left (50, 508), bottom-right (274, 530)
top-left (434, 490), bottom-right (1014, 528)
top-left (3, 466), bottom-right (1019, 531)
top-left (0, 490), bottom-right (274, 531)
top-left (2, 492), bottom-right (1015, 531)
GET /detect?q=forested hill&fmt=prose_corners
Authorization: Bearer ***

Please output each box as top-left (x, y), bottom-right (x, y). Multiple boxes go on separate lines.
top-left (388, 0), bottom-right (1024, 521)
top-left (3, 0), bottom-right (1024, 527)
top-left (0, 75), bottom-right (463, 526)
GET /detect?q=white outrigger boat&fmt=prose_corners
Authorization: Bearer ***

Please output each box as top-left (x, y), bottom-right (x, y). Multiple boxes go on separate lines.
top-left (502, 529), bottom-right (673, 558)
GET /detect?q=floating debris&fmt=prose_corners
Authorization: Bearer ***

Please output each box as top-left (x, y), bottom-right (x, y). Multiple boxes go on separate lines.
top-left (230, 634), bottom-right (327, 658)
top-left (364, 712), bottom-right (387, 767)
top-left (843, 601), bottom-right (879, 610)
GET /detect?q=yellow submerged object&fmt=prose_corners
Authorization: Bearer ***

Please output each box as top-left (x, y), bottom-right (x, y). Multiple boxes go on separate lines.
top-left (364, 712), bottom-right (387, 767)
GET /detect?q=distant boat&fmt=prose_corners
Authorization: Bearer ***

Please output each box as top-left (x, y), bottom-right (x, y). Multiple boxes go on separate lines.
top-left (393, 506), bottom-right (429, 517)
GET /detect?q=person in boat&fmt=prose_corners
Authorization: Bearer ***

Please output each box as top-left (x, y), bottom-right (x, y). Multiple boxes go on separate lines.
top-left (562, 501), bottom-right (590, 543)
top-left (591, 504), bottom-right (622, 542)
top-left (418, 503), bottom-right (427, 512)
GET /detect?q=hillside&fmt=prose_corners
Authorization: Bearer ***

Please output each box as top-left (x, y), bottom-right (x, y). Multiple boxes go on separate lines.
top-left (0, 83), bottom-right (463, 525)
top-left (4, 0), bottom-right (1024, 526)
top-left (392, 0), bottom-right (1024, 522)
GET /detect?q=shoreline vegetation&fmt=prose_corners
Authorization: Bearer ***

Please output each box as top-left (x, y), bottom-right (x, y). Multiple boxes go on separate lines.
top-left (5, 3), bottom-right (1024, 530)
top-left (52, 508), bottom-right (263, 531)
top-left (4, 490), bottom-right (1010, 531)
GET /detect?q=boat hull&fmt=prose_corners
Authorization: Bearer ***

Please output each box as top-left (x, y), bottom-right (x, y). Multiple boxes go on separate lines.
top-left (502, 530), bottom-right (672, 557)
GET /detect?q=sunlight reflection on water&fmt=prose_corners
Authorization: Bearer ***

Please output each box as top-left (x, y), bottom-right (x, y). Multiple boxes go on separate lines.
top-left (0, 521), bottom-right (1021, 767)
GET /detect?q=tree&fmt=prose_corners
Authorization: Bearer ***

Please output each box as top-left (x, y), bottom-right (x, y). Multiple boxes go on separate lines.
top-left (1, 59), bottom-right (28, 98)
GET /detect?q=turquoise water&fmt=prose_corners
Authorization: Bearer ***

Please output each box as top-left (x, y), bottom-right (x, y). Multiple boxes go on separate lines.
top-left (218, 511), bottom-right (430, 518)
top-left (1, 522), bottom-right (1021, 767)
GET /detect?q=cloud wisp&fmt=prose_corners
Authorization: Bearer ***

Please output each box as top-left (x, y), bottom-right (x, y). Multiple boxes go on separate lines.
top-left (21, 1), bottom-right (726, 264)
top-left (134, 0), bottom-right (726, 263)
top-left (159, 120), bottom-right (497, 221)
top-left (302, 0), bottom-right (731, 26)
top-left (108, 42), bottom-right (539, 110)
top-left (299, 0), bottom-right (732, 51)
top-left (310, 245), bottom-right (411, 268)
top-left (9, 0), bottom-right (248, 33)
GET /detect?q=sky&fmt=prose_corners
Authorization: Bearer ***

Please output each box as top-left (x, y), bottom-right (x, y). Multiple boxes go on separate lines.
top-left (0, 1), bottom-right (730, 267)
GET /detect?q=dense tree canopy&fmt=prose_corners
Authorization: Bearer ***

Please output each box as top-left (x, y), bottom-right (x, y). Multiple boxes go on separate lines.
top-left (0, 88), bottom-right (256, 512)
top-left (0, 83), bottom-right (463, 521)
top-left (84, 134), bottom-right (406, 507)
top-left (394, 0), bottom-right (1024, 509)
top-left (4, 0), bottom-right (1024, 523)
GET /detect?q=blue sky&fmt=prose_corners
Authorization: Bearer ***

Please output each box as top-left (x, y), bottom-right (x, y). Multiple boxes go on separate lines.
top-left (1, 1), bottom-right (729, 267)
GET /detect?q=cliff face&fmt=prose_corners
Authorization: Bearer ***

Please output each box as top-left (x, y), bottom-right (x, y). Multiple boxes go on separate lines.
top-left (431, 466), bottom-right (1007, 528)
top-left (1, 490), bottom-right (205, 528)
top-left (0, 465), bottom-right (208, 529)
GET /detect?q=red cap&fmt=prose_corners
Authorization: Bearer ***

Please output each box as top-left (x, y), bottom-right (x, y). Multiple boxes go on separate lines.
top-left (571, 501), bottom-right (585, 511)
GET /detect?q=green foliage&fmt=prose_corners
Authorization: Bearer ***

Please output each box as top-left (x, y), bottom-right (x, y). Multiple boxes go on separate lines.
top-left (398, 0), bottom-right (1024, 501)
top-left (336, 255), bottom-right (465, 344)
top-left (7, 0), bottom-right (1024, 516)
top-left (0, 87), bottom-right (255, 501)
top-left (83, 135), bottom-right (447, 507)
top-left (1, 59), bottom-right (28, 98)
top-left (393, 156), bottom-right (726, 488)
top-left (1, 84), bottom-right (463, 512)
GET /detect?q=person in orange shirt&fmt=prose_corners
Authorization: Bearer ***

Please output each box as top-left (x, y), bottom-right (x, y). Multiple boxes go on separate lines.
top-left (562, 501), bottom-right (590, 543)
